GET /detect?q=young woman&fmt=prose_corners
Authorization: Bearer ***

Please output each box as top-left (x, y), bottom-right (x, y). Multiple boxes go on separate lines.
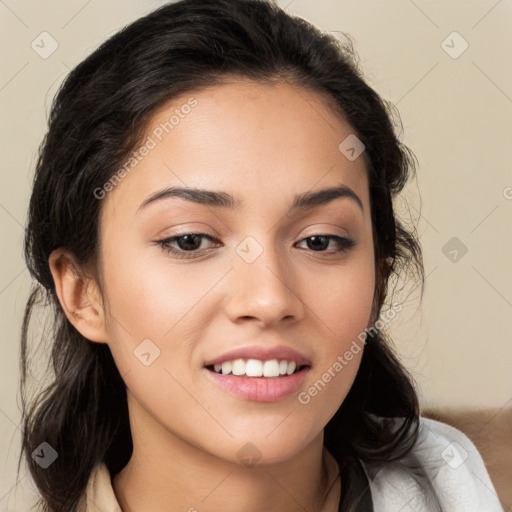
top-left (18, 1), bottom-right (504, 511)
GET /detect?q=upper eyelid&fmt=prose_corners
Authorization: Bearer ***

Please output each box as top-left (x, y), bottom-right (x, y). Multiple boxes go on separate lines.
top-left (158, 231), bottom-right (351, 242)
top-left (159, 232), bottom-right (217, 242)
top-left (158, 221), bottom-right (353, 239)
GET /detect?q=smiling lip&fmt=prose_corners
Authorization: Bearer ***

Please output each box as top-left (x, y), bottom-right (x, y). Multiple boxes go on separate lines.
top-left (204, 366), bottom-right (311, 402)
top-left (203, 345), bottom-right (312, 367)
top-left (203, 344), bottom-right (312, 402)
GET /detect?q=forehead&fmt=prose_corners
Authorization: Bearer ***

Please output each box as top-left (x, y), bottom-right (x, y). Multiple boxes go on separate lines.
top-left (101, 79), bottom-right (369, 218)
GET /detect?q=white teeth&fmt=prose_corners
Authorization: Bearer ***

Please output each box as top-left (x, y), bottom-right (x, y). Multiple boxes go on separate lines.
top-left (210, 358), bottom-right (303, 377)
top-left (221, 361), bottom-right (232, 375)
top-left (246, 359), bottom-right (263, 377)
top-left (232, 359), bottom-right (246, 376)
top-left (263, 359), bottom-right (280, 378)
top-left (286, 361), bottom-right (297, 375)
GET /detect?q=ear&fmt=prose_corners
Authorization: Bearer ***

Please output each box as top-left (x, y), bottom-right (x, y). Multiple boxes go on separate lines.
top-left (49, 249), bottom-right (108, 343)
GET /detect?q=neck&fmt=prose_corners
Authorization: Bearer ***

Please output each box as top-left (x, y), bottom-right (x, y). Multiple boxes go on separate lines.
top-left (112, 396), bottom-right (341, 512)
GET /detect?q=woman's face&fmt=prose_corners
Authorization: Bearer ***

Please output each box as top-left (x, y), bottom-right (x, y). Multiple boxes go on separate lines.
top-left (97, 79), bottom-right (375, 464)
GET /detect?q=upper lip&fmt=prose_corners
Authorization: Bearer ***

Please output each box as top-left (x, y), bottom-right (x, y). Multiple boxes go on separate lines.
top-left (203, 345), bottom-right (312, 367)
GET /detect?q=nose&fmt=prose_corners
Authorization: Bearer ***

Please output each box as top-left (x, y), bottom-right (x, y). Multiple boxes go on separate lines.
top-left (223, 236), bottom-right (305, 328)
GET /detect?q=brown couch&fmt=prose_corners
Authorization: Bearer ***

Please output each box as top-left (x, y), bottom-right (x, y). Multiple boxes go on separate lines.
top-left (421, 407), bottom-right (512, 512)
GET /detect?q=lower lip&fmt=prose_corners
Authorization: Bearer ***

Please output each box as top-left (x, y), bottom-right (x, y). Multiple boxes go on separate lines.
top-left (204, 367), bottom-right (311, 402)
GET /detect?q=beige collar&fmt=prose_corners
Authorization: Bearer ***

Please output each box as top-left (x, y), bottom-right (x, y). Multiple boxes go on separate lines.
top-left (82, 463), bottom-right (122, 512)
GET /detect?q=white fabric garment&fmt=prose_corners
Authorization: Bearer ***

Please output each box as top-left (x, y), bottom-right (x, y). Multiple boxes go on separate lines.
top-left (80, 416), bottom-right (504, 511)
top-left (361, 417), bottom-right (504, 512)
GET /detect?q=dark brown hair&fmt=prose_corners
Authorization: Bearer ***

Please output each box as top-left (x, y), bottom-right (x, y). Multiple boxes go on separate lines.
top-left (19, 1), bottom-right (425, 510)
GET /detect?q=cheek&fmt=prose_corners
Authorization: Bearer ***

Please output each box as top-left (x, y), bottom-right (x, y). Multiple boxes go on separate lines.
top-left (306, 253), bottom-right (376, 339)
top-left (101, 245), bottom-right (216, 338)
top-left (97, 253), bottom-right (217, 434)
top-left (301, 253), bottom-right (375, 408)
top-left (97, 243), bottom-right (231, 398)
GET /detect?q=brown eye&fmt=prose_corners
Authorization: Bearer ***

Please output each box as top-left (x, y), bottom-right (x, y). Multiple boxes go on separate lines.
top-left (156, 233), bottom-right (219, 259)
top-left (296, 235), bottom-right (355, 253)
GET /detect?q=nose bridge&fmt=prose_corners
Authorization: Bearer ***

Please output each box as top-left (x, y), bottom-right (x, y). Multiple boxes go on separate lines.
top-left (226, 233), bottom-right (302, 324)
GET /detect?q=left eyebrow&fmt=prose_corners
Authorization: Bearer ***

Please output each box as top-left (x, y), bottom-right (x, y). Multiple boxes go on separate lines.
top-left (137, 184), bottom-right (364, 214)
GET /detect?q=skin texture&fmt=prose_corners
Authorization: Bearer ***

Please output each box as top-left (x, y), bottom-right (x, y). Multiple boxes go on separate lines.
top-left (49, 79), bottom-right (376, 512)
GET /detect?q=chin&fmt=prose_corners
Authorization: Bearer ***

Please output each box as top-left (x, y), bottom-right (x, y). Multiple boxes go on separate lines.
top-left (207, 427), bottom-right (319, 467)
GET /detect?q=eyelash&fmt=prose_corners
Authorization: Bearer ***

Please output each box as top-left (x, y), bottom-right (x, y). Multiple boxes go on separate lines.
top-left (155, 232), bottom-right (356, 259)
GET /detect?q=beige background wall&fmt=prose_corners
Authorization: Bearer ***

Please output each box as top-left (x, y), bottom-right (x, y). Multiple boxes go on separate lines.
top-left (1, 0), bottom-right (511, 509)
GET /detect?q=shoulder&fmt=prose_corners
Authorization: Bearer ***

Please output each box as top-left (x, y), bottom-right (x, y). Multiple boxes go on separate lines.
top-left (360, 415), bottom-right (504, 512)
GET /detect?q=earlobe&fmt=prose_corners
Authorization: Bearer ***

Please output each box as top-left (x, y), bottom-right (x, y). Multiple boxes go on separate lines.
top-left (48, 249), bottom-right (108, 343)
